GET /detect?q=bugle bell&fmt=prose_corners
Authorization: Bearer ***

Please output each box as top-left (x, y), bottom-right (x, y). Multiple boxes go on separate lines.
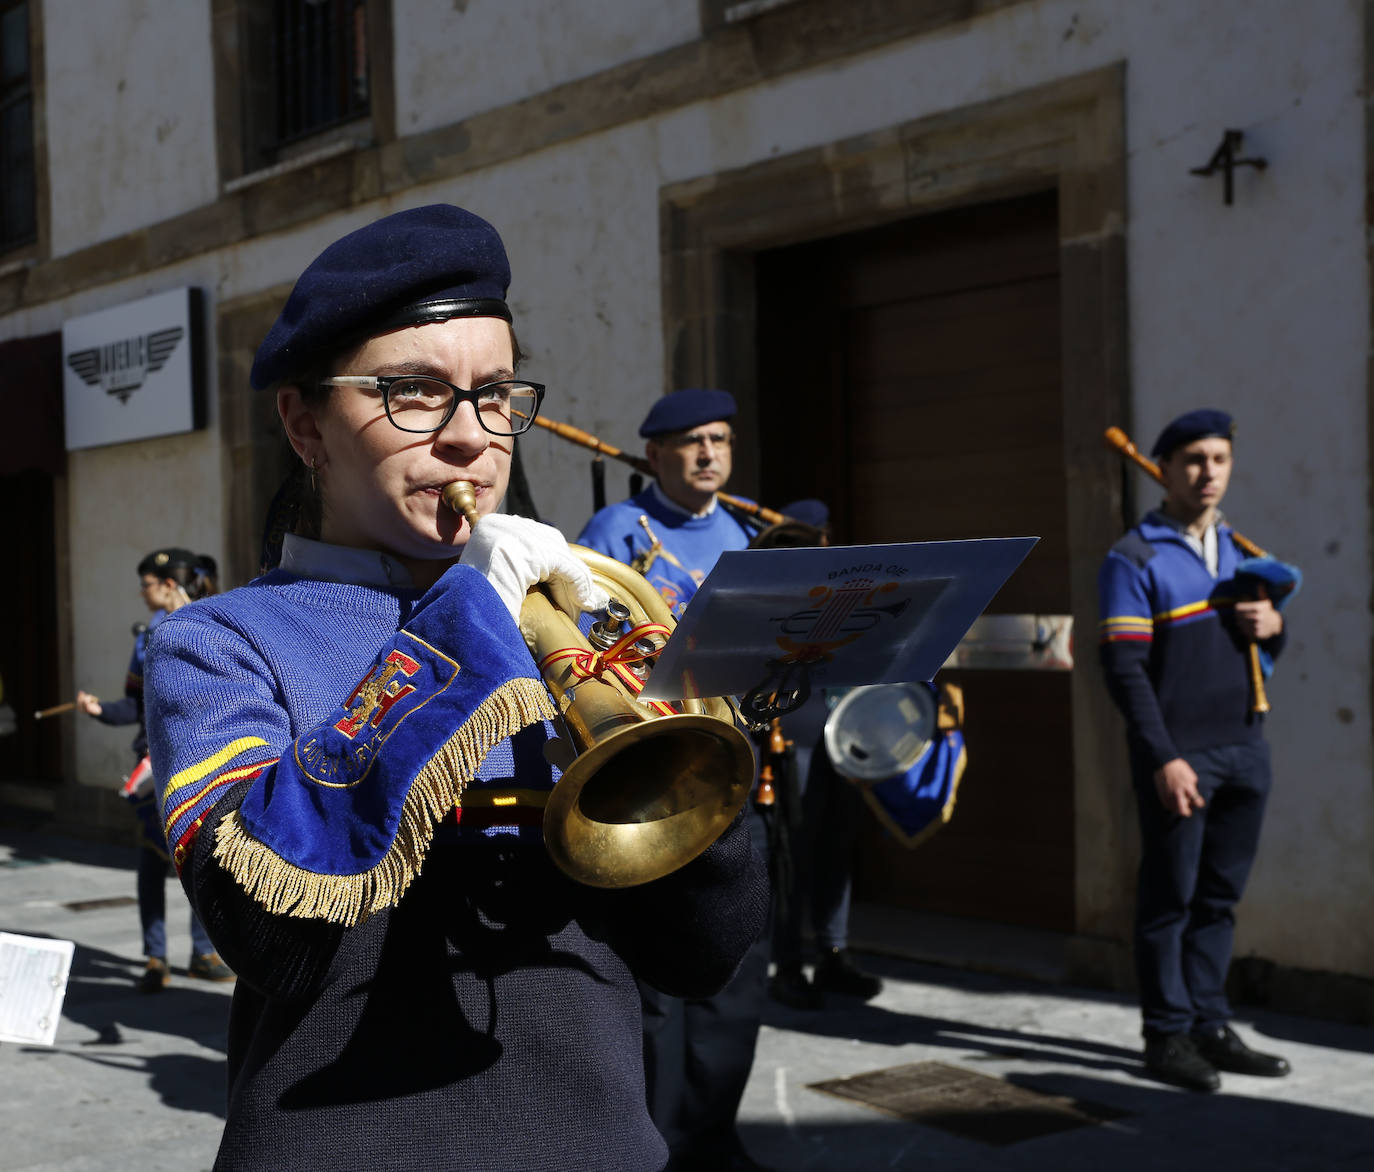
top-left (442, 482), bottom-right (755, 888)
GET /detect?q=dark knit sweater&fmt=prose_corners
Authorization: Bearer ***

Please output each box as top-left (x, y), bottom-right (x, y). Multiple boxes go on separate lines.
top-left (145, 565), bottom-right (768, 1172)
top-left (1097, 512), bottom-right (1287, 768)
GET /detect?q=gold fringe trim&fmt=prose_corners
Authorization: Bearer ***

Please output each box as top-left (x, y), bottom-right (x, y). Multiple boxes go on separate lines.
top-left (212, 678), bottom-right (556, 927)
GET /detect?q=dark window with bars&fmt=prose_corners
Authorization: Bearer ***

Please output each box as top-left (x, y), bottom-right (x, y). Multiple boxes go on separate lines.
top-left (267, 0), bottom-right (369, 153)
top-left (0, 0), bottom-right (36, 251)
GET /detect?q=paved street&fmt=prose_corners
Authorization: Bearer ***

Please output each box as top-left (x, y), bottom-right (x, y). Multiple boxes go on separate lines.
top-left (3, 826), bottom-right (1373, 1171)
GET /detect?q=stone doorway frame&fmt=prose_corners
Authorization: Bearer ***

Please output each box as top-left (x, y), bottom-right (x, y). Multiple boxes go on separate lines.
top-left (660, 65), bottom-right (1135, 974)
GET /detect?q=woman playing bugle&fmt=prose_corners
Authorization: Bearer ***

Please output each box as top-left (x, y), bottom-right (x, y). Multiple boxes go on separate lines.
top-left (144, 205), bottom-right (767, 1172)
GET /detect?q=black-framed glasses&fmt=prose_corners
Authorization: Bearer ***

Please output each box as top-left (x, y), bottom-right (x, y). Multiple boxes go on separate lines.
top-left (320, 375), bottom-right (545, 436)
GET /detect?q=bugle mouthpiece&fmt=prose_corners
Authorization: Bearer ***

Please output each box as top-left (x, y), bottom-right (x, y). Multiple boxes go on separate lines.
top-left (441, 481), bottom-right (481, 530)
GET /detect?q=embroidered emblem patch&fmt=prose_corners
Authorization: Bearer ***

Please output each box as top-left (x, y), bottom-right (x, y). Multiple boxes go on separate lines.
top-left (295, 633), bottom-right (460, 789)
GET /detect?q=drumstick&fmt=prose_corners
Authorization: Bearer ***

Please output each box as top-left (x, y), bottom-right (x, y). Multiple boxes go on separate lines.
top-left (1104, 426), bottom-right (1272, 715)
top-left (34, 701), bottom-right (78, 720)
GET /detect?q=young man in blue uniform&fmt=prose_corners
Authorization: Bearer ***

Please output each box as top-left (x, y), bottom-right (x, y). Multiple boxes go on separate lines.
top-left (1098, 409), bottom-right (1291, 1093)
top-left (577, 388), bottom-right (755, 613)
top-left (579, 389), bottom-right (773, 1172)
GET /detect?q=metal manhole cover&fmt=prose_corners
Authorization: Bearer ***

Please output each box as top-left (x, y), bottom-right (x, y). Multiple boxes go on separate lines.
top-left (808, 1060), bottom-right (1128, 1146)
top-left (63, 896), bottom-right (137, 912)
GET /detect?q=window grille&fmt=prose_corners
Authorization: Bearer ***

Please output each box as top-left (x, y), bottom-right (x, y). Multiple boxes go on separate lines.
top-left (0, 0), bottom-right (35, 251)
top-left (269, 0), bottom-right (370, 151)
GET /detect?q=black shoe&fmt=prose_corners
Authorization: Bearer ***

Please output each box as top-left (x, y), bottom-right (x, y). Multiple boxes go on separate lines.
top-left (812, 948), bottom-right (883, 1000)
top-left (136, 956), bottom-right (170, 994)
top-left (768, 963), bottom-right (822, 1010)
top-left (1191, 1024), bottom-right (1291, 1077)
top-left (1143, 1033), bottom-right (1221, 1092)
top-left (188, 952), bottom-right (236, 982)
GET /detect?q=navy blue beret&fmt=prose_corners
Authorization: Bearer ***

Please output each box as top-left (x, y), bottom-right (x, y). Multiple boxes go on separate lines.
top-left (638, 388), bottom-right (738, 438)
top-left (781, 499), bottom-right (829, 528)
top-left (1150, 408), bottom-right (1236, 459)
top-left (251, 204), bottom-right (512, 390)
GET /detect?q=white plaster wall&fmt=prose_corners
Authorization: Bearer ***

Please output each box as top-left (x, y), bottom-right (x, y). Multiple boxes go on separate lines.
top-left (42, 0), bottom-right (217, 255)
top-left (392, 0), bottom-right (698, 137)
top-left (67, 427), bottom-right (224, 787)
top-left (428, 0), bottom-right (1374, 975)
top-left (1, 250), bottom-right (229, 786)
top-left (4, 0), bottom-right (1369, 974)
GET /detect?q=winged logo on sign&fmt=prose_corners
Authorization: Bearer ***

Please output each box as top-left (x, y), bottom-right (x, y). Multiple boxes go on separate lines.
top-left (66, 327), bottom-right (185, 404)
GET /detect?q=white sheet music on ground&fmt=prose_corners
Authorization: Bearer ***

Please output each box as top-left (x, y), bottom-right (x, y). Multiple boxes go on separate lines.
top-left (0, 931), bottom-right (75, 1045)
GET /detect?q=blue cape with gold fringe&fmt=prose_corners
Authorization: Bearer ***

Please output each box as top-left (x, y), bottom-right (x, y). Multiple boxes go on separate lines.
top-left (211, 564), bottom-right (556, 925)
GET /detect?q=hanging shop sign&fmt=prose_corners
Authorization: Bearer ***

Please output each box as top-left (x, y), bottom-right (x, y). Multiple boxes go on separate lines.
top-left (61, 286), bottom-right (205, 451)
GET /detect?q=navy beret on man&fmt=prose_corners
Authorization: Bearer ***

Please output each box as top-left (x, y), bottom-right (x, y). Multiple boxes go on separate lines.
top-left (638, 388), bottom-right (738, 438)
top-left (781, 499), bottom-right (830, 529)
top-left (250, 204), bottom-right (512, 390)
top-left (1150, 408), bottom-right (1236, 459)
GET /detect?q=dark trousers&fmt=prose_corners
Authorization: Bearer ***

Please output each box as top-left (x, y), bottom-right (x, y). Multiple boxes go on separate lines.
top-left (641, 807), bottom-right (770, 1162)
top-left (131, 792), bottom-right (212, 960)
top-left (1131, 740), bottom-right (1272, 1036)
top-left (772, 739), bottom-right (863, 966)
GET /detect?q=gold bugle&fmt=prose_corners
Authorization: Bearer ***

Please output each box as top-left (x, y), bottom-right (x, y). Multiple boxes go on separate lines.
top-left (437, 479), bottom-right (753, 888)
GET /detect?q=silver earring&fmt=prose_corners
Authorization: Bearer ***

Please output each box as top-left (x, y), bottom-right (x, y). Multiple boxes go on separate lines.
top-left (308, 456), bottom-right (318, 494)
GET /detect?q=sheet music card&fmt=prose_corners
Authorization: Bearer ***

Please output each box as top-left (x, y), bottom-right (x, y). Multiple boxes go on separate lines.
top-left (0, 932), bottom-right (75, 1046)
top-left (640, 537), bottom-right (1037, 701)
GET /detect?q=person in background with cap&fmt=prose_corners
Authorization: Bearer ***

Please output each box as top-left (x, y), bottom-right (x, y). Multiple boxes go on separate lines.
top-left (76, 547), bottom-right (232, 991)
top-left (578, 390), bottom-right (772, 1172)
top-left (1098, 408), bottom-right (1291, 1093)
top-left (577, 389), bottom-right (757, 614)
top-left (143, 205), bottom-right (767, 1172)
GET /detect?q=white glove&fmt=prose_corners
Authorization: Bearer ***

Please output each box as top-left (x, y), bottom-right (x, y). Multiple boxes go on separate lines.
top-left (459, 513), bottom-right (609, 623)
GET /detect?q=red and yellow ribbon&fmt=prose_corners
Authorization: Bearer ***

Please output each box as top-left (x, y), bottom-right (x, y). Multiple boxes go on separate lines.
top-left (539, 622), bottom-right (677, 715)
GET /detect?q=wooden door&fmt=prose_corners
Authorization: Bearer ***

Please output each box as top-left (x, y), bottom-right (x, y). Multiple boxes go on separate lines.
top-left (755, 191), bottom-right (1075, 931)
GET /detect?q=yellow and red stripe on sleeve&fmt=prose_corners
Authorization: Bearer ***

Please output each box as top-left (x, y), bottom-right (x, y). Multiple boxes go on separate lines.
top-left (1099, 614), bottom-right (1153, 644)
top-left (1151, 597), bottom-right (1238, 629)
top-left (161, 737), bottom-right (279, 873)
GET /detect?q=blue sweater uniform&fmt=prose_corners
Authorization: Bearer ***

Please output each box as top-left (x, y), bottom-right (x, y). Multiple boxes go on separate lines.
top-left (144, 539), bottom-right (767, 1172)
top-left (1097, 511), bottom-right (1286, 767)
top-left (93, 609), bottom-right (164, 759)
top-left (577, 483), bottom-right (754, 611)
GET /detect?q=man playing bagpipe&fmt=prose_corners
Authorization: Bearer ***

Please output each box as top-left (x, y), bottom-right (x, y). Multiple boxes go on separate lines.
top-left (577, 388), bottom-right (757, 614)
top-left (577, 389), bottom-right (775, 1171)
top-left (1098, 408), bottom-right (1300, 1094)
